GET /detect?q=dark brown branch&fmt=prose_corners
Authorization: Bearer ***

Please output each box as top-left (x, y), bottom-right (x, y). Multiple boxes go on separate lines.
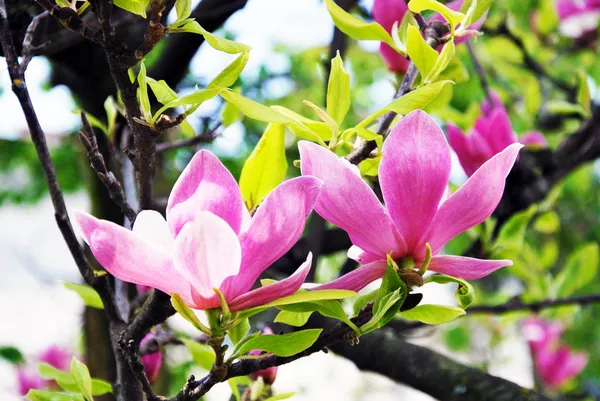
top-left (79, 112), bottom-right (138, 223)
top-left (19, 11), bottom-right (49, 74)
top-left (155, 123), bottom-right (221, 153)
top-left (119, 334), bottom-right (163, 401)
top-left (33, 0), bottom-right (102, 43)
top-left (467, 293), bottom-right (600, 314)
top-left (134, 0), bottom-right (166, 63)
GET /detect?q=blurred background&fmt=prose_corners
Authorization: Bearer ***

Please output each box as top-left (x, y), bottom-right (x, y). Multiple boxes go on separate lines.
top-left (1, 0), bottom-right (599, 400)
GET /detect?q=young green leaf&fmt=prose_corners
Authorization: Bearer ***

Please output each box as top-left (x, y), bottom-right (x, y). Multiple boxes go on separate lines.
top-left (406, 25), bottom-right (438, 80)
top-left (104, 96), bottom-right (118, 137)
top-left (274, 310), bottom-right (313, 327)
top-left (279, 300), bottom-right (359, 333)
top-left (137, 61), bottom-right (153, 124)
top-left (208, 51), bottom-right (250, 89)
top-left (327, 51), bottom-right (351, 126)
top-left (459, 0), bottom-right (492, 31)
top-left (63, 282), bottom-right (104, 309)
top-left (239, 123), bottom-right (288, 210)
top-left (175, 0), bottom-right (192, 21)
top-left (533, 210), bottom-right (560, 234)
top-left (263, 393), bottom-right (296, 401)
top-left (359, 156), bottom-right (381, 177)
top-left (147, 79), bottom-right (179, 105)
top-left (114, 0), bottom-right (150, 18)
top-left (153, 87), bottom-right (224, 121)
top-left (220, 90), bottom-right (292, 123)
top-left (408, 0), bottom-right (465, 33)
top-left (25, 390), bottom-right (85, 401)
top-left (169, 20), bottom-right (250, 54)
top-left (425, 39), bottom-right (455, 84)
top-left (424, 274), bottom-right (475, 309)
top-left (249, 289), bottom-right (356, 310)
top-left (324, 0), bottom-right (401, 53)
top-left (229, 318), bottom-right (251, 345)
top-left (554, 243), bottom-right (599, 297)
top-left (72, 110), bottom-right (108, 136)
top-left (182, 339), bottom-right (216, 371)
top-left (492, 204), bottom-right (537, 255)
top-left (577, 72), bottom-right (591, 115)
top-left (171, 293), bottom-right (211, 334)
top-left (70, 358), bottom-right (93, 401)
top-left (399, 304), bottom-right (466, 324)
top-left (352, 289), bottom-right (378, 316)
top-left (235, 329), bottom-right (322, 357)
top-left (360, 289), bottom-right (402, 334)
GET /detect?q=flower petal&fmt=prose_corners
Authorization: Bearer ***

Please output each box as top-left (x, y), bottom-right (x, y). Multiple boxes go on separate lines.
top-left (478, 109), bottom-right (517, 154)
top-left (425, 143), bottom-right (523, 254)
top-left (447, 124), bottom-right (495, 177)
top-left (313, 260), bottom-right (387, 292)
top-left (228, 253), bottom-right (312, 312)
top-left (167, 150), bottom-right (244, 236)
top-left (74, 211), bottom-right (192, 301)
top-left (428, 255), bottom-right (512, 280)
top-left (132, 210), bottom-right (175, 252)
top-left (520, 131), bottom-right (548, 148)
top-left (380, 110), bottom-right (451, 250)
top-left (228, 176), bottom-right (322, 297)
top-left (173, 211), bottom-right (242, 298)
top-left (299, 140), bottom-right (406, 258)
top-left (347, 245), bottom-right (383, 264)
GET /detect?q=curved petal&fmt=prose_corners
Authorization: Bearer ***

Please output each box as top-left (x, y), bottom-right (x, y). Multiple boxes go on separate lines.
top-left (313, 260), bottom-right (387, 292)
top-left (299, 141), bottom-right (406, 258)
top-left (379, 43), bottom-right (410, 73)
top-left (479, 109), bottom-right (517, 154)
top-left (428, 255), bottom-right (512, 280)
top-left (229, 254), bottom-right (312, 312)
top-left (553, 351), bottom-right (588, 386)
top-left (347, 245), bottom-right (384, 265)
top-left (133, 210), bottom-right (174, 252)
top-left (373, 0), bottom-right (409, 32)
top-left (380, 110), bottom-right (451, 251)
top-left (173, 211), bottom-right (242, 298)
top-left (520, 131), bottom-right (548, 148)
top-left (425, 143), bottom-right (523, 254)
top-left (74, 211), bottom-right (193, 302)
top-left (228, 176), bottom-right (322, 297)
top-left (167, 150), bottom-right (244, 236)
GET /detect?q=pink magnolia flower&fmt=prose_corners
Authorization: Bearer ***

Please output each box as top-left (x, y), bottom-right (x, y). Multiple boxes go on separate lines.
top-left (249, 327), bottom-right (278, 385)
top-left (140, 334), bottom-right (163, 384)
top-left (556, 0), bottom-right (600, 38)
top-left (448, 93), bottom-right (547, 177)
top-left (523, 318), bottom-right (589, 388)
top-left (299, 110), bottom-right (521, 289)
top-left (372, 0), bottom-right (486, 73)
top-left (75, 150), bottom-right (324, 312)
top-left (16, 345), bottom-right (72, 395)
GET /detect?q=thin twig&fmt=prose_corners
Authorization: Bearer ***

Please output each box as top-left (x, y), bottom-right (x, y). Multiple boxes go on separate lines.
top-left (33, 0), bottom-right (102, 42)
top-left (20, 11), bottom-right (50, 74)
top-left (156, 123), bottom-right (222, 153)
top-left (467, 293), bottom-right (600, 314)
top-left (466, 40), bottom-right (492, 103)
top-left (134, 0), bottom-right (167, 63)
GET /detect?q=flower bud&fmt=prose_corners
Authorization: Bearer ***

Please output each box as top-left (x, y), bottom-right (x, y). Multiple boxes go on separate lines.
top-left (249, 328), bottom-right (278, 385)
top-left (16, 368), bottom-right (45, 395)
top-left (141, 334), bottom-right (163, 384)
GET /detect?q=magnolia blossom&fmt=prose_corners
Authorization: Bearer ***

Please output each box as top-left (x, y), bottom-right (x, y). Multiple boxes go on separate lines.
top-left (141, 334), bottom-right (163, 384)
top-left (249, 327), bottom-right (278, 385)
top-left (300, 110), bottom-right (521, 289)
top-left (556, 0), bottom-right (600, 38)
top-left (448, 93), bottom-right (547, 177)
top-left (523, 318), bottom-right (588, 387)
top-left (372, 0), bottom-right (486, 73)
top-left (16, 345), bottom-right (71, 395)
top-left (76, 150), bottom-right (324, 311)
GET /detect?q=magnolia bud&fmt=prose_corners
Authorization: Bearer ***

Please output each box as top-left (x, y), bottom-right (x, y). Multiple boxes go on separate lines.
top-left (249, 328), bottom-right (278, 385)
top-left (141, 334), bottom-right (163, 384)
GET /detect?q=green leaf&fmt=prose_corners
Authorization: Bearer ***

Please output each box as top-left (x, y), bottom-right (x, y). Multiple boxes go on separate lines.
top-left (239, 123), bottom-right (288, 210)
top-left (90, 379), bottom-right (113, 395)
top-left (70, 358), bottom-right (93, 401)
top-left (352, 289), bottom-right (378, 316)
top-left (361, 289), bottom-right (402, 334)
top-left (357, 81), bottom-right (453, 128)
top-left (324, 0), bottom-right (401, 52)
top-left (175, 0), bottom-right (192, 21)
top-left (222, 96), bottom-right (242, 127)
top-left (274, 310), bottom-right (313, 327)
top-left (264, 393), bottom-right (296, 401)
top-left (400, 304), bottom-right (465, 324)
top-left (137, 61), bottom-right (152, 124)
top-left (303, 100), bottom-right (338, 139)
top-left (278, 300), bottom-right (359, 333)
top-left (114, 0), bottom-right (150, 18)
top-left (73, 109), bottom-right (108, 136)
top-left (247, 289), bottom-right (356, 311)
top-left (577, 72), bottom-right (591, 116)
top-left (555, 243), bottom-right (599, 297)
top-left (327, 51), bottom-right (351, 126)
top-left (171, 293), bottom-right (211, 334)
top-left (270, 106), bottom-right (331, 145)
top-left (359, 155), bottom-right (381, 177)
top-left (147, 79), bottom-right (178, 105)
top-left (545, 100), bottom-right (587, 117)
top-left (533, 211), bottom-right (560, 234)
top-left (153, 87), bottom-right (224, 120)
top-left (408, 0), bottom-right (465, 33)
top-left (220, 90), bottom-right (292, 123)
top-left (406, 25), bottom-right (438, 80)
top-left (425, 274), bottom-right (475, 309)
top-left (63, 282), bottom-right (103, 309)
top-left (425, 39), bottom-right (455, 84)
top-left (103, 96), bottom-right (118, 137)
top-left (25, 390), bottom-right (85, 401)
top-left (0, 346), bottom-right (24, 364)
top-left (444, 326), bottom-right (471, 351)
top-left (229, 318), bottom-right (251, 345)
top-left (208, 51), bottom-right (250, 89)
top-left (492, 204), bottom-right (537, 254)
top-left (169, 20), bottom-right (250, 54)
top-left (459, 0), bottom-right (492, 30)
top-left (183, 339), bottom-right (215, 371)
top-left (235, 329), bottom-right (322, 357)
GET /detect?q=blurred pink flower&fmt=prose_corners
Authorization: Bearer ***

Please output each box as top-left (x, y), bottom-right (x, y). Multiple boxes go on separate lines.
top-left (523, 318), bottom-right (588, 388)
top-left (448, 93), bottom-right (547, 177)
top-left (16, 345), bottom-right (73, 395)
top-left (75, 150), bottom-right (324, 311)
top-left (556, 0), bottom-right (600, 38)
top-left (300, 110), bottom-right (521, 287)
top-left (140, 334), bottom-right (163, 385)
top-left (249, 327), bottom-right (278, 385)
top-left (372, 0), bottom-right (486, 73)
top-left (16, 368), bottom-right (46, 396)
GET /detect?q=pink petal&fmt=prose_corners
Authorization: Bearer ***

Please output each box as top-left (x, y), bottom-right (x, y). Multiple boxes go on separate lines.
top-left (228, 254), bottom-right (312, 312)
top-left (448, 124), bottom-right (481, 177)
top-left (479, 109), bottom-right (517, 154)
top-left (428, 255), bottom-right (512, 280)
top-left (173, 211), bottom-right (242, 299)
top-left (554, 351), bottom-right (588, 385)
top-left (74, 211), bottom-right (193, 302)
top-left (481, 91), bottom-right (505, 115)
top-left (299, 141), bottom-right (406, 258)
top-left (166, 150), bottom-right (244, 237)
top-left (424, 143), bottom-right (523, 254)
top-left (17, 368), bottom-right (46, 395)
top-left (372, 0), bottom-right (409, 33)
top-left (132, 210), bottom-right (174, 252)
top-left (38, 346), bottom-right (71, 371)
top-left (313, 260), bottom-right (387, 292)
top-left (380, 110), bottom-right (451, 251)
top-left (379, 43), bottom-right (410, 73)
top-left (520, 131), bottom-right (548, 148)
top-left (522, 318), bottom-right (563, 352)
top-left (141, 334), bottom-right (163, 384)
top-left (228, 176), bottom-right (322, 298)
top-left (347, 245), bottom-right (382, 264)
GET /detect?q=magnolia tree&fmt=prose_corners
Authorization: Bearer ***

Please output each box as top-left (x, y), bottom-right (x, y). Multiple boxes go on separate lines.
top-left (0, 0), bottom-right (599, 400)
